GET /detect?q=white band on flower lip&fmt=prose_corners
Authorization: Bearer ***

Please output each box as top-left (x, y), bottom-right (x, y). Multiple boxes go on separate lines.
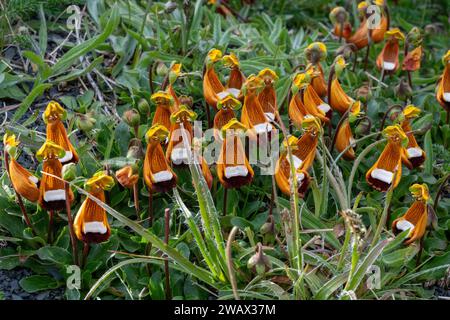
top-left (59, 151), bottom-right (73, 163)
top-left (253, 123), bottom-right (272, 134)
top-left (349, 138), bottom-right (356, 148)
top-left (264, 112), bottom-right (275, 122)
top-left (28, 176), bottom-right (39, 185)
top-left (83, 221), bottom-right (107, 234)
top-left (152, 171), bottom-right (173, 183)
top-left (407, 147), bottom-right (422, 159)
top-left (225, 165), bottom-right (248, 178)
top-left (383, 62), bottom-right (396, 71)
top-left (217, 91), bottom-right (230, 100)
top-left (44, 189), bottom-right (66, 202)
top-left (396, 220), bottom-right (415, 233)
top-left (318, 103), bottom-right (331, 113)
top-left (171, 147), bottom-right (189, 165)
top-left (371, 168), bottom-right (394, 184)
top-left (287, 155), bottom-right (303, 170)
top-left (227, 88), bottom-right (240, 98)
top-left (443, 92), bottom-right (450, 102)
top-left (296, 172), bottom-right (305, 183)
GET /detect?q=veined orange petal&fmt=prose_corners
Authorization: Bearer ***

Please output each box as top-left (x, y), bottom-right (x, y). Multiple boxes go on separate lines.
top-left (258, 84), bottom-right (277, 120)
top-left (295, 129), bottom-right (319, 171)
top-left (227, 67), bottom-right (246, 90)
top-left (152, 105), bottom-right (172, 130)
top-left (436, 65), bottom-right (450, 111)
top-left (303, 85), bottom-right (332, 122)
top-left (275, 154), bottom-right (310, 198)
top-left (288, 93), bottom-right (308, 128)
top-left (371, 15), bottom-right (389, 43)
top-left (9, 158), bottom-right (40, 202)
top-left (366, 141), bottom-right (403, 192)
top-left (167, 84), bottom-right (180, 112)
top-left (333, 22), bottom-right (352, 39)
top-left (376, 39), bottom-right (400, 73)
top-left (241, 91), bottom-right (273, 136)
top-left (201, 156), bottom-right (213, 189)
top-left (166, 120), bottom-right (193, 166)
top-left (392, 201), bottom-right (427, 245)
top-left (217, 135), bottom-right (253, 189)
top-left (402, 46), bottom-right (422, 71)
top-left (311, 64), bottom-right (327, 98)
top-left (203, 66), bottom-right (225, 109)
top-left (38, 158), bottom-right (74, 211)
top-left (46, 121), bottom-right (79, 164)
top-left (330, 78), bottom-right (354, 114)
top-left (347, 19), bottom-right (369, 49)
top-left (335, 121), bottom-right (356, 160)
top-left (115, 165), bottom-right (139, 189)
top-left (401, 120), bottom-right (425, 169)
top-left (214, 108), bottom-right (236, 140)
top-left (73, 190), bottom-right (110, 244)
top-left (143, 141), bottom-right (177, 193)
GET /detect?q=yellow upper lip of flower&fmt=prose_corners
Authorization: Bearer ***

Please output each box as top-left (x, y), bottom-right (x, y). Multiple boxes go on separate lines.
top-left (258, 68), bottom-right (278, 81)
top-left (335, 55), bottom-right (347, 69)
top-left (403, 105), bottom-right (421, 119)
top-left (217, 95), bottom-right (242, 110)
top-left (43, 100), bottom-right (67, 123)
top-left (302, 115), bottom-right (322, 132)
top-left (443, 50), bottom-right (450, 64)
top-left (3, 133), bottom-right (19, 147)
top-left (350, 101), bottom-right (361, 116)
top-left (383, 125), bottom-right (408, 144)
top-left (385, 28), bottom-right (405, 41)
top-left (146, 124), bottom-right (169, 142)
top-left (357, 1), bottom-right (368, 10)
top-left (307, 42), bottom-right (327, 54)
top-left (293, 71), bottom-right (312, 89)
top-left (221, 118), bottom-right (247, 134)
top-left (222, 53), bottom-right (240, 68)
top-left (170, 105), bottom-right (197, 123)
top-left (36, 140), bottom-right (66, 161)
top-left (151, 91), bottom-right (174, 105)
top-left (282, 135), bottom-right (299, 150)
top-left (86, 171), bottom-right (115, 191)
top-left (409, 183), bottom-right (429, 201)
top-left (243, 75), bottom-right (264, 92)
top-left (170, 63), bottom-right (182, 76)
top-left (207, 48), bottom-right (223, 64)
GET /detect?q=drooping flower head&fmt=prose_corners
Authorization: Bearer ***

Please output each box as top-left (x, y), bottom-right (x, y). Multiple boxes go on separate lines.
top-left (223, 52), bottom-right (246, 94)
top-left (392, 183), bottom-right (429, 245)
top-left (335, 101), bottom-right (361, 160)
top-left (74, 172), bottom-right (114, 244)
top-left (166, 105), bottom-right (197, 166)
top-left (376, 28), bottom-right (405, 73)
top-left (257, 68), bottom-right (279, 122)
top-left (151, 91), bottom-right (175, 130)
top-left (398, 105), bottom-right (426, 169)
top-left (43, 101), bottom-right (79, 164)
top-left (3, 133), bottom-right (39, 202)
top-left (303, 76), bottom-right (332, 122)
top-left (329, 6), bottom-right (352, 39)
top-left (203, 48), bottom-right (225, 109)
top-left (305, 42), bottom-right (328, 98)
top-left (143, 124), bottom-right (177, 193)
top-left (366, 125), bottom-right (408, 192)
top-left (214, 94), bottom-right (242, 140)
top-left (330, 55), bottom-right (354, 114)
top-left (115, 165), bottom-right (139, 189)
top-left (36, 140), bottom-right (74, 211)
top-left (436, 50), bottom-right (450, 112)
top-left (217, 118), bottom-right (254, 189)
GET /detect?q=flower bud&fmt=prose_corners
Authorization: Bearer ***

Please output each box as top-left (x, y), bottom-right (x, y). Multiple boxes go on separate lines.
top-left (395, 78), bottom-right (413, 100)
top-left (179, 95), bottom-right (193, 108)
top-left (406, 27), bottom-right (422, 46)
top-left (355, 118), bottom-right (371, 136)
top-left (260, 215), bottom-right (275, 235)
top-left (156, 61), bottom-right (168, 76)
top-left (354, 84), bottom-right (372, 103)
top-left (115, 165), bottom-right (139, 188)
top-left (76, 113), bottom-right (96, 132)
top-left (137, 98), bottom-right (150, 115)
top-left (164, 0), bottom-right (177, 13)
top-left (62, 163), bottom-right (77, 181)
top-left (123, 109), bottom-right (141, 128)
top-left (247, 243), bottom-right (271, 275)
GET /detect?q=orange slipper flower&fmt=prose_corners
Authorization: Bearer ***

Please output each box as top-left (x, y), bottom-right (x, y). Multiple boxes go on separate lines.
top-left (168, 63), bottom-right (182, 110)
top-left (223, 53), bottom-right (246, 95)
top-left (36, 141), bottom-right (74, 211)
top-left (436, 50), bottom-right (450, 112)
top-left (329, 7), bottom-right (352, 39)
top-left (305, 43), bottom-right (328, 98)
top-left (217, 119), bottom-right (254, 189)
top-left (74, 172), bottom-right (114, 244)
top-left (288, 72), bottom-right (311, 128)
top-left (203, 48), bottom-right (225, 109)
top-left (43, 101), bottom-right (79, 164)
top-left (293, 116), bottom-right (322, 171)
top-left (376, 28), bottom-right (405, 74)
top-left (3, 133), bottom-right (39, 202)
top-left (303, 83), bottom-right (332, 123)
top-left (392, 183), bottom-right (429, 245)
top-left (366, 125), bottom-right (408, 192)
top-left (399, 105), bottom-right (426, 169)
top-left (166, 105), bottom-right (197, 166)
top-left (329, 56), bottom-right (354, 114)
top-left (275, 136), bottom-right (311, 198)
top-left (151, 91), bottom-right (175, 130)
top-left (402, 46), bottom-right (423, 72)
top-left (214, 94), bottom-right (242, 140)
top-left (257, 68), bottom-right (278, 122)
top-left (371, 0), bottom-right (389, 44)
top-left (240, 75), bottom-right (273, 137)
top-left (143, 125), bottom-right (177, 193)
top-left (335, 101), bottom-right (361, 160)
top-left (115, 165), bottom-right (139, 188)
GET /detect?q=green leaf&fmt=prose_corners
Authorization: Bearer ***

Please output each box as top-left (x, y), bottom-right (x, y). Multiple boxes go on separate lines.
top-left (424, 130), bottom-right (433, 175)
top-left (36, 246), bottom-right (73, 266)
top-left (38, 4), bottom-right (47, 56)
top-left (19, 275), bottom-right (59, 293)
top-left (12, 83), bottom-right (52, 122)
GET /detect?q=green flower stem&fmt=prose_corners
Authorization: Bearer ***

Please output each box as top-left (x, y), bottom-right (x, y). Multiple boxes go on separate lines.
top-left (370, 187), bottom-right (394, 249)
